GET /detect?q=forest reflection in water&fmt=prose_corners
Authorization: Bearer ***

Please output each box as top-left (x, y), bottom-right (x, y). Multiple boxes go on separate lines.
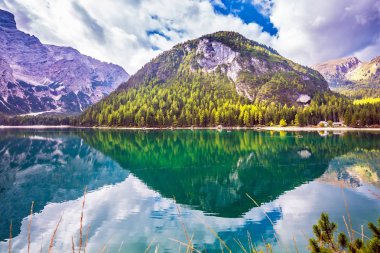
top-left (0, 129), bottom-right (379, 252)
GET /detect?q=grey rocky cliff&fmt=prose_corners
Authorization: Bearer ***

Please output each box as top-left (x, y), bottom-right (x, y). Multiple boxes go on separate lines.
top-left (196, 39), bottom-right (242, 81)
top-left (194, 38), bottom-right (323, 103)
top-left (312, 57), bottom-right (362, 87)
top-left (0, 9), bottom-right (129, 114)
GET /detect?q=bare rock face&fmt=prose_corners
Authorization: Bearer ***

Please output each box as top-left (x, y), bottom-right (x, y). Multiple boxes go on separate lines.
top-left (296, 94), bottom-right (311, 104)
top-left (193, 35), bottom-right (327, 103)
top-left (195, 39), bottom-right (293, 83)
top-left (196, 39), bottom-right (241, 81)
top-left (0, 9), bottom-right (129, 114)
top-left (347, 56), bottom-right (380, 83)
top-left (313, 57), bottom-right (362, 87)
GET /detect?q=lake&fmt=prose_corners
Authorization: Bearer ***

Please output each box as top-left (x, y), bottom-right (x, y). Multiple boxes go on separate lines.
top-left (0, 129), bottom-right (379, 252)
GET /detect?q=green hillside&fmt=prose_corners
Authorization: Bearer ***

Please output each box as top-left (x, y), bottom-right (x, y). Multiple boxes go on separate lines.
top-left (79, 32), bottom-right (379, 127)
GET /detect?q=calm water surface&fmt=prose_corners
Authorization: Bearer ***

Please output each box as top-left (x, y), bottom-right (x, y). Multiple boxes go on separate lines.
top-left (0, 129), bottom-right (379, 252)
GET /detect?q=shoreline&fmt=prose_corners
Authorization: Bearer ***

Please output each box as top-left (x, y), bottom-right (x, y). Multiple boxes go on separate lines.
top-left (260, 126), bottom-right (380, 132)
top-left (1, 125), bottom-right (380, 132)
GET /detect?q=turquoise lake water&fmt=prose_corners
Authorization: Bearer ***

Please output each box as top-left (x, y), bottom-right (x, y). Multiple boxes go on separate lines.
top-left (0, 129), bottom-right (379, 252)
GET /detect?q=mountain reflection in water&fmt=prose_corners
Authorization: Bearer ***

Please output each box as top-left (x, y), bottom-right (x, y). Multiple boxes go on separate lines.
top-left (0, 129), bottom-right (379, 253)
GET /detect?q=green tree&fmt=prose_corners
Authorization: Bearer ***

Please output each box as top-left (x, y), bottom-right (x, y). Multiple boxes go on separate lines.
top-left (294, 114), bottom-right (300, 126)
top-left (243, 111), bottom-right (250, 126)
top-left (279, 118), bottom-right (287, 127)
top-left (309, 213), bottom-right (380, 253)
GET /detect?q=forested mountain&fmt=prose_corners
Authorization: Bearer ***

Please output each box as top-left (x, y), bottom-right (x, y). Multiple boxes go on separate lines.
top-left (80, 31), bottom-right (379, 127)
top-left (0, 9), bottom-right (129, 115)
top-left (116, 31), bottom-right (328, 103)
top-left (313, 56), bottom-right (380, 98)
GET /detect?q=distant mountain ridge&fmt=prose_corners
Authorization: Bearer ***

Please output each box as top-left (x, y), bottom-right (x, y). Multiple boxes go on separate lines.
top-left (313, 56), bottom-right (380, 97)
top-left (312, 57), bottom-right (362, 87)
top-left (0, 9), bottom-right (129, 115)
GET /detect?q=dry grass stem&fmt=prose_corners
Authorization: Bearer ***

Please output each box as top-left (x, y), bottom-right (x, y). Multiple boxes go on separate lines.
top-left (173, 197), bottom-right (191, 246)
top-left (204, 223), bottom-right (231, 252)
top-left (169, 238), bottom-right (202, 253)
top-left (28, 201), bottom-right (34, 253)
top-left (340, 184), bottom-right (354, 240)
top-left (84, 224), bottom-right (91, 253)
top-left (292, 235), bottom-right (299, 253)
top-left (72, 236), bottom-right (75, 253)
top-left (343, 215), bottom-right (352, 242)
top-left (233, 238), bottom-right (248, 253)
top-left (8, 221), bottom-right (12, 253)
top-left (117, 240), bottom-right (124, 253)
top-left (96, 243), bottom-right (108, 253)
top-left (185, 234), bottom-right (195, 253)
top-left (361, 225), bottom-right (364, 242)
top-left (246, 196), bottom-right (276, 237)
top-left (48, 216), bottom-right (62, 253)
top-left (220, 241), bottom-right (225, 253)
top-left (144, 238), bottom-right (155, 253)
top-left (78, 187), bottom-right (87, 253)
top-left (247, 231), bottom-right (256, 253)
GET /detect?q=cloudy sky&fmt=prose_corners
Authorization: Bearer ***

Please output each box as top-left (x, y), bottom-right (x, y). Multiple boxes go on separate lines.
top-left (0, 0), bottom-right (379, 73)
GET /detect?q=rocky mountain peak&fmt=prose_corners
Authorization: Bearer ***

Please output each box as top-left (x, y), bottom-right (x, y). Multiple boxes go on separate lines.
top-left (370, 56), bottom-right (380, 64)
top-left (337, 57), bottom-right (361, 71)
top-left (118, 31), bottom-right (327, 105)
top-left (312, 56), bottom-right (362, 87)
top-left (314, 55), bottom-right (380, 94)
top-left (314, 57), bottom-right (361, 75)
top-left (0, 9), bottom-right (129, 115)
top-left (0, 9), bottom-right (16, 29)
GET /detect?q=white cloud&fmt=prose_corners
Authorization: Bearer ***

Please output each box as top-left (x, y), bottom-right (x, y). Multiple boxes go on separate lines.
top-left (0, 174), bottom-right (275, 252)
top-left (0, 0), bottom-right (273, 74)
top-left (270, 0), bottom-right (380, 65)
top-left (211, 0), bottom-right (227, 10)
top-left (2, 170), bottom-right (379, 252)
top-left (252, 0), bottom-right (273, 15)
top-left (0, 0), bottom-right (379, 74)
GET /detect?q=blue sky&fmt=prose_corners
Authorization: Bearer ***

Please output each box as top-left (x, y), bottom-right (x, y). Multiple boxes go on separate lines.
top-left (211, 0), bottom-right (278, 35)
top-left (1, 0), bottom-right (379, 73)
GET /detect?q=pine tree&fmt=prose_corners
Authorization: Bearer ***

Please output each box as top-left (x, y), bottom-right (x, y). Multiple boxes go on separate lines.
top-left (294, 114), bottom-right (300, 126)
top-left (279, 118), bottom-right (287, 127)
top-left (309, 213), bottom-right (380, 253)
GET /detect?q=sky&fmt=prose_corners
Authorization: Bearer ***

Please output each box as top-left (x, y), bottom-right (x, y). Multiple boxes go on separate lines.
top-left (0, 0), bottom-right (379, 74)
